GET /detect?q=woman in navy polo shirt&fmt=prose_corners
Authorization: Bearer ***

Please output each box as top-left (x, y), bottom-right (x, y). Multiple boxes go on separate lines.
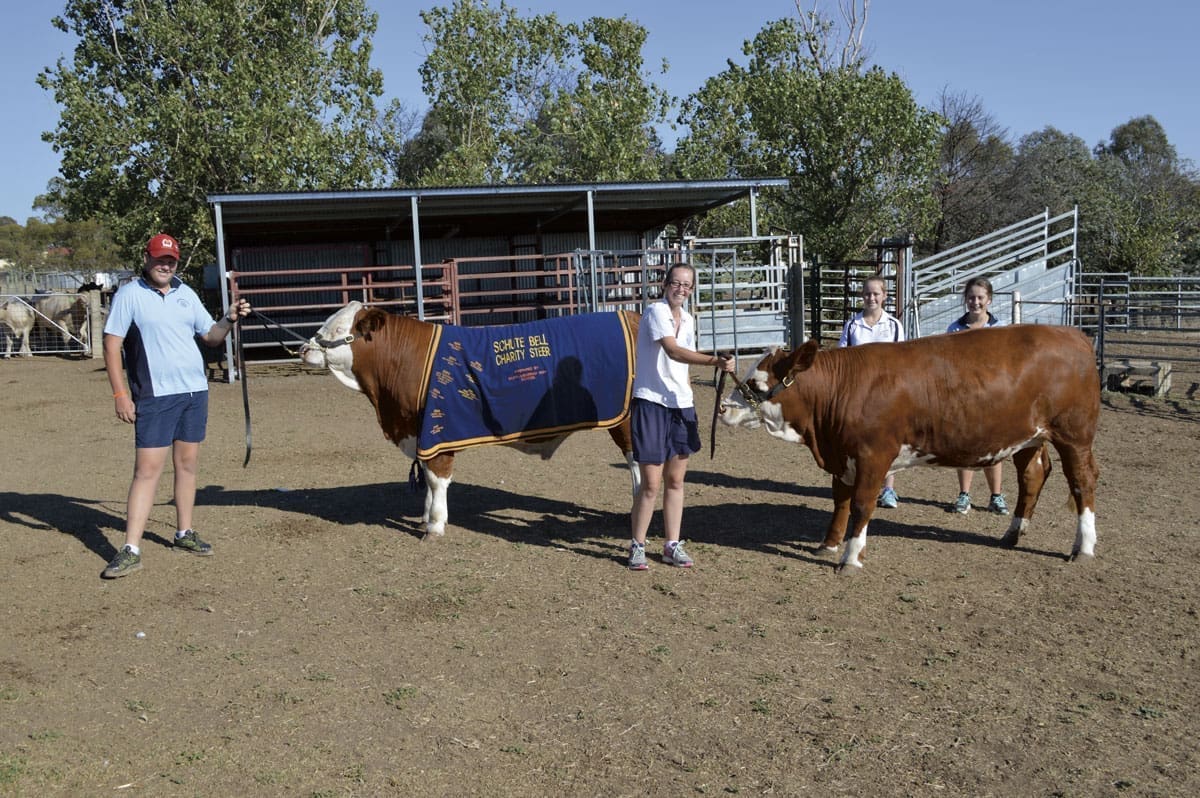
top-left (101, 233), bottom-right (250, 579)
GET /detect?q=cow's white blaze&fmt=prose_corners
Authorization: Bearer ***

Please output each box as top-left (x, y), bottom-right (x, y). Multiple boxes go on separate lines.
top-left (301, 301), bottom-right (362, 391)
top-left (718, 365), bottom-right (801, 441)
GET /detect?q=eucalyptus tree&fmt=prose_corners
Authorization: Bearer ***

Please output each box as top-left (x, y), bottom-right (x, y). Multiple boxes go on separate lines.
top-left (928, 90), bottom-right (1014, 254)
top-left (512, 16), bottom-right (670, 182)
top-left (674, 8), bottom-right (941, 264)
top-left (38, 0), bottom-right (395, 268)
top-left (1092, 116), bottom-right (1199, 275)
top-left (414, 1), bottom-right (670, 185)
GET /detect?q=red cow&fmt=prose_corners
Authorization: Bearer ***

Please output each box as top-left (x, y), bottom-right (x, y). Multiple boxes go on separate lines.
top-left (719, 325), bottom-right (1100, 571)
top-left (300, 301), bottom-right (640, 538)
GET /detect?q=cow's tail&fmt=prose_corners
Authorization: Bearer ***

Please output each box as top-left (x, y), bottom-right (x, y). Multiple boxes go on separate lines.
top-left (408, 459), bottom-right (427, 492)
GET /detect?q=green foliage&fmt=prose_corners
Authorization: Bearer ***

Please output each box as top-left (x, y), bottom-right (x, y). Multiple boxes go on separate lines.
top-left (674, 17), bottom-right (942, 263)
top-left (411, 1), bottom-right (670, 184)
top-left (0, 217), bottom-right (121, 273)
top-left (926, 91), bottom-right (1015, 253)
top-left (1092, 116), bottom-right (1199, 275)
top-left (38, 0), bottom-right (395, 267)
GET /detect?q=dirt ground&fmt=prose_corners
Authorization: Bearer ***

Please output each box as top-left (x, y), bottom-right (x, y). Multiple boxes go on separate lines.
top-left (2, 355), bottom-right (1199, 797)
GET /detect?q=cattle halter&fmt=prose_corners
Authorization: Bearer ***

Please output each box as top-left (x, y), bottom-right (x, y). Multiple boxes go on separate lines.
top-left (730, 371), bottom-right (794, 411)
top-left (711, 362), bottom-right (794, 460)
top-left (310, 333), bottom-right (355, 350)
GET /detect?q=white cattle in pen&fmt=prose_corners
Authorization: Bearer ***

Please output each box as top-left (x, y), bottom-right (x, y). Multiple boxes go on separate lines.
top-left (1, 298), bottom-right (35, 358)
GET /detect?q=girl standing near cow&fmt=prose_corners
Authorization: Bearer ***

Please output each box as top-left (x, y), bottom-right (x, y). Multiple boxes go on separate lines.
top-left (838, 274), bottom-right (905, 509)
top-left (628, 263), bottom-right (735, 570)
top-left (946, 277), bottom-right (1009, 515)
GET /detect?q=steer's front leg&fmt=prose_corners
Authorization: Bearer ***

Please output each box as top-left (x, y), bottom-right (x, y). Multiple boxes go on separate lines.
top-left (836, 476), bottom-right (884, 573)
top-left (819, 476), bottom-right (853, 554)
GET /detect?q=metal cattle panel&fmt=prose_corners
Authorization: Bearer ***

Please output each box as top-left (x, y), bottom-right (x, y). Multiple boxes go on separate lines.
top-left (11, 293), bottom-right (94, 356)
top-left (688, 236), bottom-right (799, 355)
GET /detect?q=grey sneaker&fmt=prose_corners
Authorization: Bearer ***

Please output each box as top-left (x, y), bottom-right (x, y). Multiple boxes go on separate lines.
top-left (953, 492), bottom-right (971, 514)
top-left (102, 546), bottom-right (142, 579)
top-left (628, 542), bottom-right (648, 571)
top-left (877, 487), bottom-right (899, 509)
top-left (662, 540), bottom-right (694, 567)
top-left (987, 494), bottom-right (1009, 515)
top-left (174, 529), bottom-right (213, 556)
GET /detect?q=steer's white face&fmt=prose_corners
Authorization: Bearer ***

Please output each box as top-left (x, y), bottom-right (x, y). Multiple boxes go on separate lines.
top-left (299, 301), bottom-right (363, 391)
top-left (719, 376), bottom-right (762, 429)
top-left (719, 355), bottom-right (803, 443)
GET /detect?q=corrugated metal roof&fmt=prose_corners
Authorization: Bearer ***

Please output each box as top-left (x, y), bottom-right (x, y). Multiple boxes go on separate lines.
top-left (208, 179), bottom-right (791, 247)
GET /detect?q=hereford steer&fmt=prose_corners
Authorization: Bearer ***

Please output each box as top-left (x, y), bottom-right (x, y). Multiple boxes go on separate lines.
top-left (719, 325), bottom-right (1100, 571)
top-left (300, 301), bottom-right (640, 538)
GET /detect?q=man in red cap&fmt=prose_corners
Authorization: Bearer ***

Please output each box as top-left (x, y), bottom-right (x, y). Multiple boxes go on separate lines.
top-left (100, 233), bottom-right (251, 578)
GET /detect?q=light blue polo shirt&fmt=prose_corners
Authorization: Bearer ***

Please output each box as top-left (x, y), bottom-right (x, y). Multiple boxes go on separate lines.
top-left (104, 276), bottom-right (216, 399)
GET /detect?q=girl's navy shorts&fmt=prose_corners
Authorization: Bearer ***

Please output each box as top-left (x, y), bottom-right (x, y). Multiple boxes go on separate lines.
top-left (631, 398), bottom-right (701, 464)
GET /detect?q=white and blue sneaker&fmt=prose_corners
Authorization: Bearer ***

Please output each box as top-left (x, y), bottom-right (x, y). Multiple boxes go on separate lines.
top-left (628, 542), bottom-right (648, 571)
top-left (877, 487), bottom-right (899, 509)
top-left (662, 540), bottom-right (694, 567)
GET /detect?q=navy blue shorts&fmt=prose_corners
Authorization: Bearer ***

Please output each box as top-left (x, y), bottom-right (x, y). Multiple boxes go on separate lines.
top-left (134, 392), bottom-right (209, 448)
top-left (631, 399), bottom-right (701, 464)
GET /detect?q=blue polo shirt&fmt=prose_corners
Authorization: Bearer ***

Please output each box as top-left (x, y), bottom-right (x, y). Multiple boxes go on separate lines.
top-left (947, 312), bottom-right (1003, 333)
top-left (104, 276), bottom-right (215, 400)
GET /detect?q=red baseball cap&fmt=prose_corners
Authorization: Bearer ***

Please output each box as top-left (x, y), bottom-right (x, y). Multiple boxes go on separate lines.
top-left (145, 233), bottom-right (180, 259)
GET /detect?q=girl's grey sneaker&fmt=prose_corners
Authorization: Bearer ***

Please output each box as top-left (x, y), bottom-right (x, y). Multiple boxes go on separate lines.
top-left (662, 540), bottom-right (694, 567)
top-left (987, 494), bottom-right (1009, 515)
top-left (174, 529), bottom-right (213, 556)
top-left (953, 492), bottom-right (971, 514)
top-left (102, 546), bottom-right (142, 579)
top-left (628, 543), bottom-right (648, 570)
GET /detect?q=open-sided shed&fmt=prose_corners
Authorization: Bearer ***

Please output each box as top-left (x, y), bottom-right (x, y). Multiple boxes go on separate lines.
top-left (207, 178), bottom-right (794, 363)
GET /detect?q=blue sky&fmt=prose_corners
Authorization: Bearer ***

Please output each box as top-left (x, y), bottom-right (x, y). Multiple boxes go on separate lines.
top-left (2, 1), bottom-right (1196, 223)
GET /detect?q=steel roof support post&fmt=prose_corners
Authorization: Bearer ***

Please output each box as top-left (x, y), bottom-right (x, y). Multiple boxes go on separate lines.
top-left (900, 234), bottom-right (914, 338)
top-left (1069, 205), bottom-right (1079, 327)
top-left (585, 190), bottom-right (597, 313)
top-left (213, 202), bottom-right (235, 384)
top-left (411, 195), bottom-right (424, 321)
top-left (749, 187), bottom-right (759, 238)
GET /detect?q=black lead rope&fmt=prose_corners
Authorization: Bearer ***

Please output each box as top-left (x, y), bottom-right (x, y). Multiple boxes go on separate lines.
top-left (711, 358), bottom-right (728, 460)
top-left (237, 320), bottom-right (251, 468)
top-left (235, 309), bottom-right (314, 468)
top-left (246, 309), bottom-right (312, 357)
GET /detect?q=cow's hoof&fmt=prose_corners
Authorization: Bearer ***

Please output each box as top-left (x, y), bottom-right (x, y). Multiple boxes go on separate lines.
top-left (420, 530), bottom-right (445, 543)
top-left (833, 563), bottom-right (861, 576)
top-left (1068, 551), bottom-right (1095, 564)
top-left (999, 531), bottom-right (1020, 548)
top-left (812, 545), bottom-right (839, 559)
